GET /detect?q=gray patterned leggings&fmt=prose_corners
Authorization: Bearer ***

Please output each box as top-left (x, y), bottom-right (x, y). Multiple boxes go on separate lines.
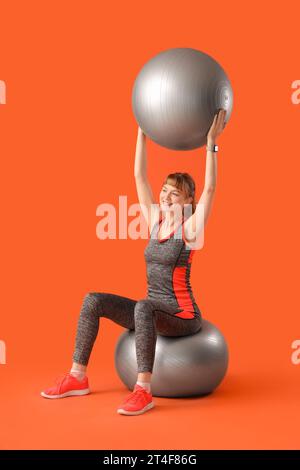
top-left (73, 292), bottom-right (202, 373)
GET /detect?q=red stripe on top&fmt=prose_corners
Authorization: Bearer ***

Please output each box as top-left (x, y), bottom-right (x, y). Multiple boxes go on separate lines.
top-left (173, 266), bottom-right (195, 313)
top-left (175, 311), bottom-right (195, 319)
top-left (174, 220), bottom-right (197, 318)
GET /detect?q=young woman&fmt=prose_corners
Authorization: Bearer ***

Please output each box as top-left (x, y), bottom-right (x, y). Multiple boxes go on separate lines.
top-left (41, 109), bottom-right (227, 416)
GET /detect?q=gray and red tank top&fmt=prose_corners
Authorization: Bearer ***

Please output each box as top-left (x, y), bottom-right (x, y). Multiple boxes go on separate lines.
top-left (144, 216), bottom-right (201, 319)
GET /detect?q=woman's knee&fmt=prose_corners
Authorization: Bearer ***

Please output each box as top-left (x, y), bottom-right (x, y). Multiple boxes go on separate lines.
top-left (134, 299), bottom-right (153, 319)
top-left (82, 292), bottom-right (103, 316)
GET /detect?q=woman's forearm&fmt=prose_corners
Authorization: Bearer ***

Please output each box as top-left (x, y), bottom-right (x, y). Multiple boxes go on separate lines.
top-left (204, 109), bottom-right (226, 190)
top-left (134, 130), bottom-right (147, 178)
top-left (204, 141), bottom-right (217, 191)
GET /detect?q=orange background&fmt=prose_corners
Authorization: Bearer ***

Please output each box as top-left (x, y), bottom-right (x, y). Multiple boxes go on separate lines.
top-left (0, 0), bottom-right (300, 450)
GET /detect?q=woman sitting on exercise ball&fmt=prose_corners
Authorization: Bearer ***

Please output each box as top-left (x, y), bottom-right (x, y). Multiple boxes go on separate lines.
top-left (41, 109), bottom-right (227, 416)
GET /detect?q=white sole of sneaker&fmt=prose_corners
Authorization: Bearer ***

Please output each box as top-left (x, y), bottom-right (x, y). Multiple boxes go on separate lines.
top-left (40, 388), bottom-right (90, 399)
top-left (117, 401), bottom-right (155, 416)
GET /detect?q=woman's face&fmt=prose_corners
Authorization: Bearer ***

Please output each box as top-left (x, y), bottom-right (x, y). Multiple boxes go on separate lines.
top-left (159, 183), bottom-right (192, 214)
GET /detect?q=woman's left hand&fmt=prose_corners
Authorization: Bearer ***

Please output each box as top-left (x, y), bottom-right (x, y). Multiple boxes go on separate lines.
top-left (207, 108), bottom-right (227, 145)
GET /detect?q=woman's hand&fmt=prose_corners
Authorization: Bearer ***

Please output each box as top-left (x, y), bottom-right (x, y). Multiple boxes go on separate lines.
top-left (207, 109), bottom-right (227, 146)
top-left (138, 126), bottom-right (146, 138)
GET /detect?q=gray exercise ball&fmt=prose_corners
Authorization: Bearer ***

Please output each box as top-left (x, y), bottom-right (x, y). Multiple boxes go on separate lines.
top-left (132, 47), bottom-right (233, 151)
top-left (114, 319), bottom-right (229, 398)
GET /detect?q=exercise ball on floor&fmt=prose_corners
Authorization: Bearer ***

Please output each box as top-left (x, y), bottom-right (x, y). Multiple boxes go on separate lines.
top-left (132, 47), bottom-right (233, 151)
top-left (114, 319), bottom-right (229, 398)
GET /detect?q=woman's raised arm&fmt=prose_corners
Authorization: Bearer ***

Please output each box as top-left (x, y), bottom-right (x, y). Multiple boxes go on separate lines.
top-left (134, 127), bottom-right (159, 233)
top-left (184, 109), bottom-right (227, 247)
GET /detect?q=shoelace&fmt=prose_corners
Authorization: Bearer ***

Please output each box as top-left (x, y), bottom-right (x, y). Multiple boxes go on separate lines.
top-left (123, 388), bottom-right (149, 404)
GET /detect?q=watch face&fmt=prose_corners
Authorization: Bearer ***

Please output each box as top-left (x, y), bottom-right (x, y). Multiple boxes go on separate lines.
top-left (214, 145), bottom-right (219, 151)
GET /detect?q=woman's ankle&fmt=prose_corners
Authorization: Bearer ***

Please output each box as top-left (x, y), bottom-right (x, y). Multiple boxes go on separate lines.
top-left (70, 362), bottom-right (87, 381)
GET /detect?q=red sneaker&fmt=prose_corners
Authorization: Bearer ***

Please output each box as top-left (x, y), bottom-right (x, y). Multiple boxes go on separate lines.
top-left (117, 384), bottom-right (155, 416)
top-left (41, 373), bottom-right (90, 399)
